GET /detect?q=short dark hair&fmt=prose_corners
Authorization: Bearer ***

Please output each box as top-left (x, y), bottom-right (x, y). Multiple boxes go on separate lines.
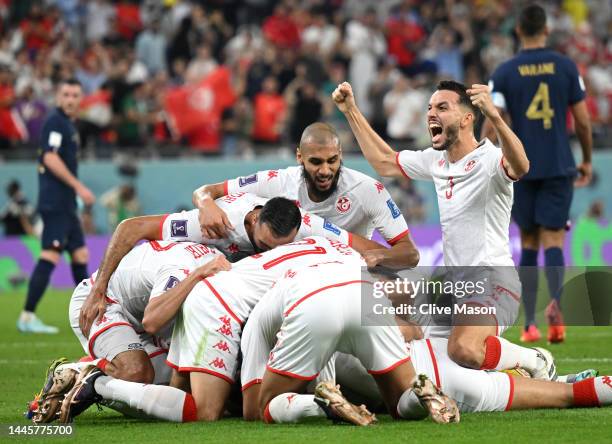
top-left (7, 179), bottom-right (20, 197)
top-left (436, 80), bottom-right (481, 125)
top-left (58, 78), bottom-right (82, 89)
top-left (519, 4), bottom-right (547, 37)
top-left (259, 197), bottom-right (302, 238)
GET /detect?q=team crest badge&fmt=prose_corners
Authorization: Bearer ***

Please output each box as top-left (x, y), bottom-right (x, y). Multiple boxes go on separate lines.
top-left (336, 196), bottom-right (351, 214)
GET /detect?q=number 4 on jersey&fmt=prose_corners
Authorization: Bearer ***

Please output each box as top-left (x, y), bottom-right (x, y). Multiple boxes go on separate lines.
top-left (526, 82), bottom-right (554, 130)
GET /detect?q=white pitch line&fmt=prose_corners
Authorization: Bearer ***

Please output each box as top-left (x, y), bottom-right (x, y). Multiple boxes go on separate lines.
top-left (557, 358), bottom-right (612, 363)
top-left (0, 342), bottom-right (77, 348)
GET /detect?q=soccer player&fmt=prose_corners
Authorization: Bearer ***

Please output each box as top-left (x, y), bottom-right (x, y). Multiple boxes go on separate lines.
top-left (78, 195), bottom-right (397, 337)
top-left (331, 80), bottom-right (555, 379)
top-left (482, 4), bottom-right (593, 343)
top-left (192, 122), bottom-right (416, 269)
top-left (29, 240), bottom-right (227, 423)
top-left (18, 79), bottom-right (95, 334)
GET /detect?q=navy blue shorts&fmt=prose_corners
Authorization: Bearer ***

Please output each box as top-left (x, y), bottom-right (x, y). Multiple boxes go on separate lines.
top-left (40, 210), bottom-right (85, 252)
top-left (512, 177), bottom-right (574, 231)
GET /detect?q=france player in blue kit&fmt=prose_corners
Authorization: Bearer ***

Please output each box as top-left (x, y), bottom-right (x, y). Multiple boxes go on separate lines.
top-left (483, 4), bottom-right (593, 343)
top-left (18, 79), bottom-right (96, 334)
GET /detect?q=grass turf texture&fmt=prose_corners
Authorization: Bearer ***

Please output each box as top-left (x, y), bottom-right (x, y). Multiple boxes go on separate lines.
top-left (1, 289), bottom-right (611, 444)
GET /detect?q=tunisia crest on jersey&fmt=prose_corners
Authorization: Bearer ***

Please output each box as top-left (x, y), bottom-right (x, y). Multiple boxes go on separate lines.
top-left (336, 196), bottom-right (351, 214)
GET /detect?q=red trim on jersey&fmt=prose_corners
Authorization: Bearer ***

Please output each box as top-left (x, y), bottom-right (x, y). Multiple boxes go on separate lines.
top-left (149, 240), bottom-right (179, 251)
top-left (495, 285), bottom-right (521, 303)
top-left (88, 322), bottom-right (133, 358)
top-left (241, 378), bottom-right (262, 391)
top-left (97, 358), bottom-right (109, 372)
top-left (284, 280), bottom-right (371, 317)
top-left (263, 402), bottom-right (274, 424)
top-left (347, 232), bottom-right (353, 247)
top-left (182, 393), bottom-right (198, 422)
top-left (148, 349), bottom-right (169, 359)
top-left (500, 157), bottom-right (518, 181)
top-left (367, 357), bottom-right (412, 375)
top-left (158, 214), bottom-right (170, 240)
top-left (165, 359), bottom-right (179, 370)
top-left (395, 152), bottom-right (410, 179)
top-left (504, 373), bottom-right (515, 411)
top-left (201, 278), bottom-right (243, 325)
top-left (425, 339), bottom-right (441, 388)
top-left (78, 355), bottom-right (94, 363)
top-left (223, 180), bottom-right (229, 196)
top-left (177, 366), bottom-right (234, 384)
top-left (387, 229), bottom-right (409, 246)
top-left (266, 365), bottom-right (318, 381)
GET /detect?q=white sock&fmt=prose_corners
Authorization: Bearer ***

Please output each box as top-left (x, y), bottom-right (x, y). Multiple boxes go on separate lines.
top-left (397, 389), bottom-right (427, 419)
top-left (265, 393), bottom-right (325, 424)
top-left (94, 376), bottom-right (196, 422)
top-left (594, 377), bottom-right (612, 406)
top-left (482, 336), bottom-right (540, 372)
top-left (20, 311), bottom-right (34, 322)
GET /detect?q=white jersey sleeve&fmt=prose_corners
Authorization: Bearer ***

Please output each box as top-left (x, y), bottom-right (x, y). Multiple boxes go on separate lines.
top-left (357, 180), bottom-right (409, 245)
top-left (160, 210), bottom-right (203, 243)
top-left (240, 290), bottom-right (284, 389)
top-left (297, 211), bottom-right (351, 245)
top-left (396, 149), bottom-right (436, 181)
top-left (481, 142), bottom-right (518, 184)
top-left (150, 265), bottom-right (190, 299)
top-left (225, 169), bottom-right (287, 197)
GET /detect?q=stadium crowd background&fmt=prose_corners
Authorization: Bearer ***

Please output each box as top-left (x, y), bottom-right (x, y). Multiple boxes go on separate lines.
top-left (0, 0), bottom-right (610, 160)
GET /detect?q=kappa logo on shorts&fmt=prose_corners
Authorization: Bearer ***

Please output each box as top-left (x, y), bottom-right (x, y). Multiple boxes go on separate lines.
top-left (209, 357), bottom-right (227, 370)
top-left (386, 198), bottom-right (401, 219)
top-left (128, 343), bottom-right (143, 350)
top-left (302, 214), bottom-right (311, 227)
top-left (213, 341), bottom-right (231, 353)
top-left (217, 316), bottom-right (233, 337)
top-left (375, 182), bottom-right (384, 193)
top-left (238, 174), bottom-right (258, 187)
top-left (323, 220), bottom-right (341, 236)
top-left (171, 220), bottom-right (188, 237)
top-left (164, 276), bottom-right (180, 291)
top-left (267, 170), bottom-right (279, 181)
top-left (336, 196), bottom-right (351, 214)
top-left (95, 314), bottom-right (108, 326)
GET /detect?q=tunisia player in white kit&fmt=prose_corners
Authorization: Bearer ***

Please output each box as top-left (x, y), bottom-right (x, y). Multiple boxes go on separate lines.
top-left (332, 80), bottom-right (556, 379)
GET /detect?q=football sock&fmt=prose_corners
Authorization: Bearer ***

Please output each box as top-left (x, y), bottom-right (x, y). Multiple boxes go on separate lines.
top-left (573, 377), bottom-right (612, 407)
top-left (544, 247), bottom-right (564, 303)
top-left (70, 262), bottom-right (88, 286)
top-left (480, 336), bottom-right (540, 373)
top-left (519, 249), bottom-right (538, 328)
top-left (24, 259), bottom-right (56, 312)
top-left (397, 389), bottom-right (428, 419)
top-left (264, 393), bottom-right (325, 424)
top-left (94, 376), bottom-right (197, 422)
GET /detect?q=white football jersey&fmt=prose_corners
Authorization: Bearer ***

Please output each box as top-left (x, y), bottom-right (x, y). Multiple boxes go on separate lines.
top-left (225, 166), bottom-right (409, 244)
top-left (201, 236), bottom-right (366, 323)
top-left (91, 240), bottom-right (223, 331)
top-left (161, 192), bottom-right (351, 258)
top-left (396, 139), bottom-right (515, 266)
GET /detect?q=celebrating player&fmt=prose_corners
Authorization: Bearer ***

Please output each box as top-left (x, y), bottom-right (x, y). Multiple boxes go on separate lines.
top-left (482, 4), bottom-right (593, 343)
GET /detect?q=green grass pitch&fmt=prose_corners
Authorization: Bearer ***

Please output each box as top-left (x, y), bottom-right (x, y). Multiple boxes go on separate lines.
top-left (1, 289), bottom-right (611, 443)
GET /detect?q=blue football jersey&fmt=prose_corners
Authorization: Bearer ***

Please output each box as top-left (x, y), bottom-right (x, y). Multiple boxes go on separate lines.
top-left (489, 48), bottom-right (585, 179)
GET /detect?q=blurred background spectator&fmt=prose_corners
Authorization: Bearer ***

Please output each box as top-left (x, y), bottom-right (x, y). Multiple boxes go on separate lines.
top-left (0, 0), bottom-right (608, 160)
top-left (0, 179), bottom-right (38, 236)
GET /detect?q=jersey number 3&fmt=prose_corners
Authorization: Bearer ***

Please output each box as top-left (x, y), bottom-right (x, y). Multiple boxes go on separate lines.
top-left (526, 82), bottom-right (554, 130)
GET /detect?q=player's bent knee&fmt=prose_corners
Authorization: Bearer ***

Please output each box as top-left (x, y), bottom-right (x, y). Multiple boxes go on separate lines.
top-left (110, 352), bottom-right (155, 383)
top-left (196, 405), bottom-right (224, 422)
top-left (447, 339), bottom-right (484, 369)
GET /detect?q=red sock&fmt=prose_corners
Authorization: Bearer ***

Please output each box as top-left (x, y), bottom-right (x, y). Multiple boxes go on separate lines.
top-left (182, 393), bottom-right (197, 422)
top-left (263, 402), bottom-right (274, 424)
top-left (480, 336), bottom-right (501, 370)
top-left (97, 358), bottom-right (109, 372)
top-left (573, 378), bottom-right (600, 407)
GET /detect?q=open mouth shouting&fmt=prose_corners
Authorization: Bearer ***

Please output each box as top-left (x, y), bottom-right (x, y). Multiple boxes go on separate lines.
top-left (429, 121), bottom-right (444, 146)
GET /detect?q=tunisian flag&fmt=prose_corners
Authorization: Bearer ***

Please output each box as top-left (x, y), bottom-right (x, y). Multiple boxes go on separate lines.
top-left (164, 67), bottom-right (236, 152)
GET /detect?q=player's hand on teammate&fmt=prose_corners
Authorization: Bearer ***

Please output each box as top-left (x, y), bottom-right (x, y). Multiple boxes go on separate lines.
top-left (76, 184), bottom-right (96, 206)
top-left (574, 162), bottom-right (593, 187)
top-left (198, 200), bottom-right (234, 239)
top-left (79, 285), bottom-right (108, 336)
top-left (362, 250), bottom-right (386, 268)
top-left (332, 82), bottom-right (357, 113)
top-left (195, 255), bottom-right (231, 278)
top-left (467, 84), bottom-right (499, 121)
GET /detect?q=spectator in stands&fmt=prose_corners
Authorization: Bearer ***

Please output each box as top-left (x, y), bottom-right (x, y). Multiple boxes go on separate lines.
top-left (13, 81), bottom-right (47, 145)
top-left (251, 76), bottom-right (285, 146)
top-left (185, 44), bottom-right (217, 84)
top-left (100, 183), bottom-right (141, 231)
top-left (135, 19), bottom-right (167, 76)
top-left (0, 179), bottom-right (37, 235)
top-left (86, 0), bottom-right (115, 44)
top-left (383, 74), bottom-right (429, 148)
top-left (262, 3), bottom-right (300, 49)
top-left (287, 80), bottom-right (322, 146)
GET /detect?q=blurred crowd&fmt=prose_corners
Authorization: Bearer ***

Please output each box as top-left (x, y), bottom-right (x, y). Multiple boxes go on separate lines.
top-left (0, 0), bottom-right (610, 159)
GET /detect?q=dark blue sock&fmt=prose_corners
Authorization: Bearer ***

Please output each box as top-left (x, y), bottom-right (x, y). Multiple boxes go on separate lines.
top-left (25, 259), bottom-right (56, 312)
top-left (544, 247), bottom-right (565, 302)
top-left (70, 262), bottom-right (88, 285)
top-left (519, 248), bottom-right (539, 328)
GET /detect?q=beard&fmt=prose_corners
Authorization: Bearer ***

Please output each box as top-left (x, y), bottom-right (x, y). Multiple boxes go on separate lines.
top-left (301, 162), bottom-right (342, 201)
top-left (433, 123), bottom-right (459, 152)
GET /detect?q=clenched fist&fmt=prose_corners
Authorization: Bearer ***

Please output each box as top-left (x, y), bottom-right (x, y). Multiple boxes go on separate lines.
top-left (332, 82), bottom-right (357, 113)
top-left (466, 84), bottom-right (500, 121)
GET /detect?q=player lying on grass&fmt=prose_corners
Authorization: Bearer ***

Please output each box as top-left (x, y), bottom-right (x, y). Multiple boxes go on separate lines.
top-left (27, 239), bottom-right (229, 423)
top-left (192, 122), bottom-right (416, 270)
top-left (239, 263), bottom-right (610, 425)
top-left (79, 195), bottom-right (418, 340)
top-left (332, 80), bottom-right (558, 381)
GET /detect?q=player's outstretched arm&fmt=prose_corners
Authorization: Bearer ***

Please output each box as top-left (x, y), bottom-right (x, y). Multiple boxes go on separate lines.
top-left (192, 181), bottom-right (234, 239)
top-left (351, 233), bottom-right (420, 269)
top-left (142, 256), bottom-right (231, 335)
top-left (332, 82), bottom-right (403, 178)
top-left (570, 100), bottom-right (593, 187)
top-left (467, 84), bottom-right (529, 179)
top-left (79, 215), bottom-right (164, 336)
